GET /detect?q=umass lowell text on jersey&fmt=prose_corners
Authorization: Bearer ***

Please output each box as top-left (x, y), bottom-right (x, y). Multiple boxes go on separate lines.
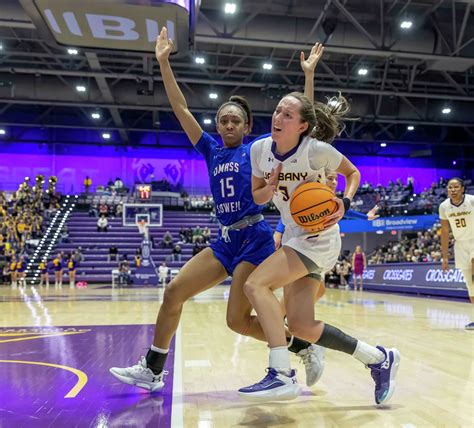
top-left (195, 132), bottom-right (263, 226)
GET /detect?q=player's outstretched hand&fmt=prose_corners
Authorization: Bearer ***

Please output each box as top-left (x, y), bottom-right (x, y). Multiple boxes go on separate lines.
top-left (442, 259), bottom-right (449, 272)
top-left (300, 42), bottom-right (324, 75)
top-left (367, 205), bottom-right (380, 221)
top-left (273, 231), bottom-right (282, 250)
top-left (155, 27), bottom-right (173, 62)
top-left (322, 197), bottom-right (345, 228)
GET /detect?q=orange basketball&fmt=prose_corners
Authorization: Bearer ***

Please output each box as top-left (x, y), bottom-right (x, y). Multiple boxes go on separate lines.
top-left (290, 182), bottom-right (338, 232)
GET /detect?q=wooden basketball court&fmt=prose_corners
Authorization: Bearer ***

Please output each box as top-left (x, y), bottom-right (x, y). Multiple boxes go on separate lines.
top-left (1, 285), bottom-right (473, 427)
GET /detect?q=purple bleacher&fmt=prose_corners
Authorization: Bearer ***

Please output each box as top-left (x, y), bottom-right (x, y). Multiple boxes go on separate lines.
top-left (56, 211), bottom-right (279, 284)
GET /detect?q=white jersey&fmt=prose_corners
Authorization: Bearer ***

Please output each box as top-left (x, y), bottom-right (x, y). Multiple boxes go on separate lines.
top-left (251, 135), bottom-right (343, 229)
top-left (438, 194), bottom-right (474, 242)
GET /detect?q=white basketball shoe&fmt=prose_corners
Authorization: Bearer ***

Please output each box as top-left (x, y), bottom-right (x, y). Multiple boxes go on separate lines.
top-left (297, 344), bottom-right (326, 386)
top-left (109, 357), bottom-right (166, 392)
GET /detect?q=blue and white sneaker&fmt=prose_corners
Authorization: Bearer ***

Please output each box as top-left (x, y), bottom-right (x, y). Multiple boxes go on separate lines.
top-left (368, 346), bottom-right (400, 405)
top-left (238, 368), bottom-right (301, 402)
top-left (466, 322), bottom-right (474, 330)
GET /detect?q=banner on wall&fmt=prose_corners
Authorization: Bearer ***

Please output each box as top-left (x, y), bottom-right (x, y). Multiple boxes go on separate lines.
top-left (361, 263), bottom-right (466, 292)
top-left (340, 214), bottom-right (439, 233)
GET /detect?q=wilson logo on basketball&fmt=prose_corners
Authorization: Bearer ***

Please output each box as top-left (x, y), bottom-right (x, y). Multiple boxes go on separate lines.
top-left (297, 208), bottom-right (331, 224)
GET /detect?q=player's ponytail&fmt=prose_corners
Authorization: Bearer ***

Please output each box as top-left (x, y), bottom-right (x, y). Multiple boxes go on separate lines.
top-left (311, 93), bottom-right (353, 144)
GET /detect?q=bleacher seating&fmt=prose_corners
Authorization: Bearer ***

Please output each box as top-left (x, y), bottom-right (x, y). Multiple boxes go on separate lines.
top-left (56, 211), bottom-right (279, 284)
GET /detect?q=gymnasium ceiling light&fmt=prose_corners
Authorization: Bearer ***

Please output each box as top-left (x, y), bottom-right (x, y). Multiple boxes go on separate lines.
top-left (224, 3), bottom-right (237, 14)
top-left (358, 67), bottom-right (368, 76)
top-left (400, 20), bottom-right (413, 30)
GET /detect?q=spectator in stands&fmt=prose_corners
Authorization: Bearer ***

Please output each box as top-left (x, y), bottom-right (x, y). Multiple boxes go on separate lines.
top-left (171, 244), bottom-right (182, 262)
top-left (108, 246), bottom-right (118, 262)
top-left (114, 177), bottom-right (124, 189)
top-left (118, 260), bottom-right (131, 286)
top-left (178, 227), bottom-right (188, 243)
top-left (209, 207), bottom-right (217, 223)
top-left (99, 202), bottom-right (109, 217)
top-left (89, 202), bottom-right (99, 218)
top-left (74, 247), bottom-right (85, 264)
top-left (161, 231), bottom-right (173, 248)
top-left (192, 225), bottom-right (203, 243)
top-left (158, 262), bottom-right (169, 286)
top-left (97, 215), bottom-right (109, 232)
top-left (84, 176), bottom-right (92, 193)
top-left (59, 225), bottom-right (69, 243)
top-left (202, 226), bottom-right (211, 243)
top-left (135, 249), bottom-right (142, 268)
top-left (352, 245), bottom-right (367, 291)
top-left (181, 191), bottom-right (190, 211)
top-left (192, 238), bottom-right (206, 256)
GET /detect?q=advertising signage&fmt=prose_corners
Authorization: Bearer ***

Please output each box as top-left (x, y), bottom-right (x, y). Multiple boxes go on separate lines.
top-left (340, 214), bottom-right (439, 233)
top-left (361, 263), bottom-right (468, 298)
top-left (20, 0), bottom-right (195, 54)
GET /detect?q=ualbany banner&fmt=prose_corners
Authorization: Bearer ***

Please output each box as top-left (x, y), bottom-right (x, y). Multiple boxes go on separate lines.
top-left (340, 214), bottom-right (439, 233)
top-left (361, 262), bottom-right (468, 298)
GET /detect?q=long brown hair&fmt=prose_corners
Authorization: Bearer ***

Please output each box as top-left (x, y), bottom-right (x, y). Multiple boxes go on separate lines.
top-left (312, 93), bottom-right (351, 143)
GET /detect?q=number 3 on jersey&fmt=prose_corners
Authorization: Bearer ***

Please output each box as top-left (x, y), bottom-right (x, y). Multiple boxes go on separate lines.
top-left (220, 177), bottom-right (235, 198)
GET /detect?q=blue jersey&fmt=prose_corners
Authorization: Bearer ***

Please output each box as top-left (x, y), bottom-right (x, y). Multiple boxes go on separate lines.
top-left (195, 132), bottom-right (262, 226)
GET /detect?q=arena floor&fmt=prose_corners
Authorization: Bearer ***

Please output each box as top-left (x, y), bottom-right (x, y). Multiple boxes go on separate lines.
top-left (1, 285), bottom-right (473, 427)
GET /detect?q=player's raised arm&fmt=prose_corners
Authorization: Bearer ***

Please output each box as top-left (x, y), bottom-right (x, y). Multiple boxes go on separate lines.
top-left (155, 27), bottom-right (202, 145)
top-left (301, 42), bottom-right (324, 103)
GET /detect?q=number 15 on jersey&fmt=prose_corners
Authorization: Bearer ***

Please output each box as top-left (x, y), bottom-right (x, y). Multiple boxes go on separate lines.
top-left (220, 177), bottom-right (235, 198)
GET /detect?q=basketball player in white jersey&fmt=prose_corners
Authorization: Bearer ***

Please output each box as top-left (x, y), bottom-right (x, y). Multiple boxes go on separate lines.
top-left (439, 177), bottom-right (474, 330)
top-left (239, 91), bottom-right (400, 405)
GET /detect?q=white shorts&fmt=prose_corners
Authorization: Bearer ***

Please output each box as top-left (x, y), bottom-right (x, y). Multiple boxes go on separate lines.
top-left (282, 223), bottom-right (341, 274)
top-left (454, 239), bottom-right (474, 270)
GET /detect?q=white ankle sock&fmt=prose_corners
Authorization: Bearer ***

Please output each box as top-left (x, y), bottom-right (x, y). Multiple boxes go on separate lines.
top-left (353, 341), bottom-right (385, 365)
top-left (151, 344), bottom-right (168, 354)
top-left (269, 346), bottom-right (291, 376)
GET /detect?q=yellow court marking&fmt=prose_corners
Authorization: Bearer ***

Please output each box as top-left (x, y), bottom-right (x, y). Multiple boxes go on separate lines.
top-left (0, 360), bottom-right (88, 398)
top-left (0, 330), bottom-right (90, 344)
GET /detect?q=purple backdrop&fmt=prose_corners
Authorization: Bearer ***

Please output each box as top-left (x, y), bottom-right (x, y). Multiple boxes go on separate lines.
top-left (0, 137), bottom-right (461, 194)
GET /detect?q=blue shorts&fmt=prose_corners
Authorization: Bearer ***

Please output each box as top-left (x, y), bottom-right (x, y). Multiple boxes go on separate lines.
top-left (211, 220), bottom-right (275, 275)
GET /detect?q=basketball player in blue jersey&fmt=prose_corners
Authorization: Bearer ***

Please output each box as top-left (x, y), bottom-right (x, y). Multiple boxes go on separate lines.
top-left (239, 92), bottom-right (400, 405)
top-left (110, 27), bottom-right (326, 392)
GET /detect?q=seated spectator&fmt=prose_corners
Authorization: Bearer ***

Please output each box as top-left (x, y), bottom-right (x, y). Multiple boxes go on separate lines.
top-left (88, 202), bottom-right (99, 218)
top-left (179, 227), bottom-right (189, 243)
top-left (171, 244), bottom-right (182, 262)
top-left (118, 260), bottom-right (131, 286)
top-left (192, 239), bottom-right (206, 256)
top-left (99, 203), bottom-right (109, 217)
top-left (97, 215), bottom-right (109, 232)
top-left (158, 178), bottom-right (171, 191)
top-left (209, 207), bottom-right (217, 223)
top-left (108, 246), bottom-right (118, 262)
top-left (158, 262), bottom-right (169, 286)
top-left (202, 226), bottom-right (211, 243)
top-left (74, 247), bottom-right (85, 264)
top-left (192, 225), bottom-right (203, 243)
top-left (161, 231), bottom-right (173, 248)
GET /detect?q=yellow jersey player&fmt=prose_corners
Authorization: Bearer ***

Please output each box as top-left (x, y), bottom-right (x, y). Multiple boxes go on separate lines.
top-left (439, 177), bottom-right (474, 330)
